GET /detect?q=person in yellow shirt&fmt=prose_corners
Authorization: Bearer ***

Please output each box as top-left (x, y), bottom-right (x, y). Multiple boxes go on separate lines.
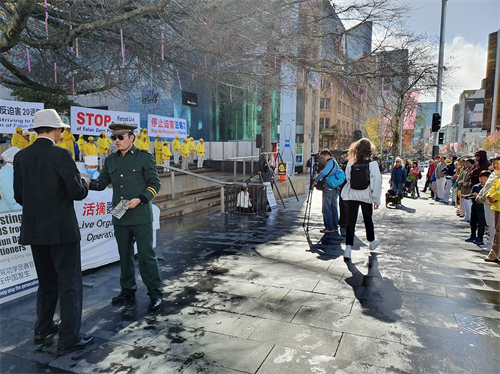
top-left (56, 133), bottom-right (65, 148)
top-left (77, 135), bottom-right (86, 161)
top-left (154, 135), bottom-right (163, 165)
top-left (196, 138), bottom-right (205, 170)
top-left (22, 133), bottom-right (30, 148)
top-left (140, 128), bottom-right (150, 152)
top-left (134, 131), bottom-right (142, 148)
top-left (162, 141), bottom-right (172, 172)
top-left (29, 132), bottom-right (37, 146)
top-left (486, 175), bottom-right (500, 262)
top-left (172, 135), bottom-right (181, 164)
top-left (106, 134), bottom-right (113, 155)
top-left (97, 132), bottom-right (110, 168)
top-left (188, 137), bottom-right (195, 163)
top-left (61, 128), bottom-right (76, 159)
top-left (11, 127), bottom-right (25, 149)
top-left (180, 138), bottom-right (190, 170)
top-left (84, 136), bottom-right (98, 156)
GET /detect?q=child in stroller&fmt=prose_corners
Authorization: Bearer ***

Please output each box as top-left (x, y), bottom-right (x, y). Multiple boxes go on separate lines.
top-left (404, 174), bottom-right (418, 198)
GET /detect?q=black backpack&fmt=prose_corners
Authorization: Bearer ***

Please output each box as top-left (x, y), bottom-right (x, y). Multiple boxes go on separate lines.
top-left (350, 162), bottom-right (370, 190)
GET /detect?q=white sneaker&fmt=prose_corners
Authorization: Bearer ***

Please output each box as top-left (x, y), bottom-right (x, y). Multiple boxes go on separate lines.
top-left (343, 245), bottom-right (352, 259)
top-left (369, 237), bottom-right (381, 252)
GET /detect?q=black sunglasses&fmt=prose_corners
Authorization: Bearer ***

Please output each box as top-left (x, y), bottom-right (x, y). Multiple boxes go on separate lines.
top-left (111, 134), bottom-right (129, 141)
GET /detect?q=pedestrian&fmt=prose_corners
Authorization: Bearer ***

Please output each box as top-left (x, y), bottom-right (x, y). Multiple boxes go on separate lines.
top-left (442, 157), bottom-right (456, 204)
top-left (485, 174), bottom-right (500, 262)
top-left (172, 135), bottom-right (181, 164)
top-left (196, 138), bottom-right (205, 169)
top-left (313, 149), bottom-right (342, 234)
top-left (0, 147), bottom-right (22, 212)
top-left (154, 135), bottom-right (163, 165)
top-left (97, 131), bottom-right (110, 168)
top-left (139, 128), bottom-right (150, 152)
top-left (162, 141), bottom-right (172, 171)
top-left (22, 133), bottom-right (30, 148)
top-left (188, 137), bottom-right (195, 163)
top-left (464, 170), bottom-right (490, 245)
top-left (13, 109), bottom-right (93, 355)
top-left (340, 138), bottom-right (382, 259)
top-left (338, 150), bottom-right (349, 235)
top-left (409, 161), bottom-right (421, 198)
top-left (77, 135), bottom-right (86, 161)
top-left (422, 156), bottom-right (437, 194)
top-left (11, 127), bottom-right (25, 149)
top-left (181, 138), bottom-right (190, 170)
top-left (435, 156), bottom-right (447, 201)
top-left (62, 128), bottom-right (76, 159)
top-left (89, 123), bottom-right (163, 311)
top-left (389, 157), bottom-right (406, 197)
top-left (236, 185), bottom-right (252, 213)
top-left (29, 132), bottom-right (37, 146)
top-left (469, 150), bottom-right (491, 187)
top-left (476, 156), bottom-right (500, 253)
top-left (84, 136), bottom-right (97, 156)
top-left (460, 158), bottom-right (474, 222)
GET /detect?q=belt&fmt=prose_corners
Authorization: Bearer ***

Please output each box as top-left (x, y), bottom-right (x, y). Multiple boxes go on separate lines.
top-left (446, 176), bottom-right (452, 179)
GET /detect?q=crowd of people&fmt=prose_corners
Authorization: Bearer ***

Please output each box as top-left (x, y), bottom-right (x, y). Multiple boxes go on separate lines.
top-left (419, 150), bottom-right (500, 262)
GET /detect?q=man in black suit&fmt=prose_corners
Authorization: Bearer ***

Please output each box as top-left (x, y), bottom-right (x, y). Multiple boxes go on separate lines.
top-left (13, 109), bottom-right (94, 356)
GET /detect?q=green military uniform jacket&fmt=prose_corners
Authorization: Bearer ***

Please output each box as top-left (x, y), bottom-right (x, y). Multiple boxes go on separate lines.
top-left (90, 146), bottom-right (161, 225)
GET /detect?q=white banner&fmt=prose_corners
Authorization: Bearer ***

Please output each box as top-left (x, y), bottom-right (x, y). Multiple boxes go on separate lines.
top-left (147, 114), bottom-right (187, 138)
top-left (0, 99), bottom-right (44, 134)
top-left (263, 182), bottom-right (278, 209)
top-left (0, 189), bottom-right (161, 304)
top-left (71, 107), bottom-right (140, 136)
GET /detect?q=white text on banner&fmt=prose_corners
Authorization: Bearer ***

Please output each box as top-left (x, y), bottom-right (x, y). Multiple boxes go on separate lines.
top-left (0, 99), bottom-right (44, 134)
top-left (147, 114), bottom-right (187, 138)
top-left (71, 107), bottom-right (140, 135)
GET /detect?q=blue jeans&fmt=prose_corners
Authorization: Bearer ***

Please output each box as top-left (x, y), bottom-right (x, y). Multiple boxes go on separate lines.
top-left (393, 182), bottom-right (403, 195)
top-left (322, 185), bottom-right (339, 230)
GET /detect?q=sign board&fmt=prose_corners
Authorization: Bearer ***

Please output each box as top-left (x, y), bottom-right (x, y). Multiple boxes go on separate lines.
top-left (182, 91), bottom-right (198, 107)
top-left (463, 98), bottom-right (484, 129)
top-left (147, 114), bottom-right (187, 138)
top-left (0, 189), bottom-right (160, 305)
top-left (71, 107), bottom-right (140, 135)
top-left (263, 182), bottom-right (278, 209)
top-left (0, 99), bottom-right (44, 134)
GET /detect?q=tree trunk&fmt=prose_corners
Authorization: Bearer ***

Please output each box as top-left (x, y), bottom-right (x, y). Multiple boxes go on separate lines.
top-left (260, 88), bottom-right (272, 153)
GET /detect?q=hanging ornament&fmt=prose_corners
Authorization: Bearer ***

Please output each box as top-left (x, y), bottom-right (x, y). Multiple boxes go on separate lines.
top-left (76, 38), bottom-right (79, 57)
top-left (356, 85), bottom-right (360, 98)
top-left (69, 24), bottom-right (73, 52)
top-left (192, 68), bottom-right (195, 81)
top-left (26, 48), bottom-right (31, 72)
top-left (135, 56), bottom-right (139, 75)
top-left (342, 80), bottom-right (345, 95)
top-left (176, 69), bottom-right (182, 90)
top-left (120, 29), bottom-right (125, 68)
top-left (72, 76), bottom-right (75, 95)
top-left (365, 87), bottom-right (368, 99)
top-left (54, 62), bottom-right (57, 83)
top-left (161, 31), bottom-right (164, 60)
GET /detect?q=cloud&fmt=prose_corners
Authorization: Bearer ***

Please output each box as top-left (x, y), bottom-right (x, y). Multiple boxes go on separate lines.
top-left (420, 36), bottom-right (487, 125)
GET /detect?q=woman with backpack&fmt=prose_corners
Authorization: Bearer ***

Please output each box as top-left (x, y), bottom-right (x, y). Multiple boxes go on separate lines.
top-left (341, 138), bottom-right (382, 259)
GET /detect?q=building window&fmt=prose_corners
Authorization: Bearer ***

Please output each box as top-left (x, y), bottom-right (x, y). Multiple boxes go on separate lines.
top-left (324, 138), bottom-right (329, 148)
top-left (320, 98), bottom-right (325, 110)
top-left (325, 118), bottom-right (330, 128)
top-left (319, 118), bottom-right (324, 129)
top-left (338, 100), bottom-right (341, 112)
top-left (325, 98), bottom-right (330, 110)
top-left (337, 119), bottom-right (341, 127)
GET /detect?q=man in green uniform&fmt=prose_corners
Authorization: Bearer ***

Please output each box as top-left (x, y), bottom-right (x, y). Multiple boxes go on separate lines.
top-left (89, 123), bottom-right (163, 311)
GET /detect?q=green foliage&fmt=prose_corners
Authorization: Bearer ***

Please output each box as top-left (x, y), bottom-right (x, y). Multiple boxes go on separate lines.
top-left (10, 87), bottom-right (79, 115)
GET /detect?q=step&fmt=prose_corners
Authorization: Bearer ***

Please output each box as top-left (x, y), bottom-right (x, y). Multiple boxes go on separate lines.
top-left (156, 166), bottom-right (215, 177)
top-left (159, 196), bottom-right (221, 220)
top-left (154, 185), bottom-right (221, 202)
top-left (154, 189), bottom-right (221, 210)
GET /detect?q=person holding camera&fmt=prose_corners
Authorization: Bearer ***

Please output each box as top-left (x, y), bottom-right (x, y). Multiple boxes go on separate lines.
top-left (313, 150), bottom-right (342, 234)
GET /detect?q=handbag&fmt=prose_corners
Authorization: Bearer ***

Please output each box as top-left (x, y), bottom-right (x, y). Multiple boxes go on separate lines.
top-left (315, 163), bottom-right (335, 191)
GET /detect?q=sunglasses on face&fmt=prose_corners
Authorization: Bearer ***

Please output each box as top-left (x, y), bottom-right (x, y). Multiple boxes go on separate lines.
top-left (111, 134), bottom-right (128, 141)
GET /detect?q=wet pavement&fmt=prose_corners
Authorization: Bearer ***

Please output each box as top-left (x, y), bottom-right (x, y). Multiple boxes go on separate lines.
top-left (1, 175), bottom-right (500, 373)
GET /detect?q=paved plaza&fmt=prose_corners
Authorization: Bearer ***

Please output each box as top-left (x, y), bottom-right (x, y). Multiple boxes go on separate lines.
top-left (1, 176), bottom-right (500, 373)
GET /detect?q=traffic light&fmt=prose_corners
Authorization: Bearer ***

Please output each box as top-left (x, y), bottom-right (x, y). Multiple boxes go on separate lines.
top-left (432, 112), bottom-right (441, 132)
top-left (438, 132), bottom-right (444, 145)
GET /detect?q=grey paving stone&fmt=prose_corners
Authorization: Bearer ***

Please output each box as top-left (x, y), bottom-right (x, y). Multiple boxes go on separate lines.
top-left (0, 352), bottom-right (69, 373)
top-left (445, 286), bottom-right (500, 304)
top-left (148, 327), bottom-right (274, 373)
top-left (249, 319), bottom-right (341, 356)
top-left (281, 289), bottom-right (354, 314)
top-left (212, 280), bottom-right (291, 301)
top-left (255, 345), bottom-right (406, 374)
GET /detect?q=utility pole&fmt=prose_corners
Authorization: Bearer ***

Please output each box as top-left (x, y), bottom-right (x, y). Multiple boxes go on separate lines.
top-left (491, 29), bottom-right (500, 133)
top-left (433, 0), bottom-right (447, 157)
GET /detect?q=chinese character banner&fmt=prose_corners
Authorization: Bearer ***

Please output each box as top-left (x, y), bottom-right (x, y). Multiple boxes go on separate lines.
top-left (147, 114), bottom-right (188, 138)
top-left (0, 99), bottom-right (44, 134)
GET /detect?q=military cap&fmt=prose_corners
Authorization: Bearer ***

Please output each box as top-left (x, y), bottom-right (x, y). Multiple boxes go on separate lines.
top-left (109, 123), bottom-right (138, 132)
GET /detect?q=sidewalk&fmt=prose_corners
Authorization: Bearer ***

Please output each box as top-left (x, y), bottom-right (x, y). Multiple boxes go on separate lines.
top-left (1, 176), bottom-right (499, 373)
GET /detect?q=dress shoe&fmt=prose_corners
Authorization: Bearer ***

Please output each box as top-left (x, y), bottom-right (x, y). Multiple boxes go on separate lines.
top-left (484, 257), bottom-right (498, 262)
top-left (34, 322), bottom-right (60, 344)
top-left (111, 292), bottom-right (135, 304)
top-left (149, 298), bottom-right (162, 311)
top-left (56, 336), bottom-right (94, 356)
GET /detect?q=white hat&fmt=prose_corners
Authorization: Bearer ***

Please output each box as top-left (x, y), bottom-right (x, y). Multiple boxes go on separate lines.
top-left (84, 155), bottom-right (98, 166)
top-left (29, 109), bottom-right (69, 132)
top-left (1, 147), bottom-right (20, 163)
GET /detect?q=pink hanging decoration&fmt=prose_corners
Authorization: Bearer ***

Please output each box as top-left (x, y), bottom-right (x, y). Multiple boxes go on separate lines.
top-left (76, 38), bottom-right (79, 57)
top-left (54, 63), bottom-right (57, 83)
top-left (176, 69), bottom-right (182, 90)
top-left (168, 73), bottom-right (171, 89)
top-left (330, 82), bottom-right (333, 96)
top-left (192, 69), bottom-right (195, 81)
top-left (274, 56), bottom-right (277, 69)
top-left (365, 87), bottom-right (368, 99)
top-left (72, 76), bottom-right (75, 95)
top-left (342, 80), bottom-right (345, 95)
top-left (356, 85), bottom-right (360, 98)
top-left (120, 29), bottom-right (125, 67)
top-left (26, 48), bottom-right (31, 72)
top-left (70, 24), bottom-right (73, 52)
top-left (161, 32), bottom-right (164, 60)
top-left (45, 0), bottom-right (48, 36)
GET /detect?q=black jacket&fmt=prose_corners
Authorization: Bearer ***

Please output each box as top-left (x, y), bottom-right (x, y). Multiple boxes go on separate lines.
top-left (14, 137), bottom-right (89, 245)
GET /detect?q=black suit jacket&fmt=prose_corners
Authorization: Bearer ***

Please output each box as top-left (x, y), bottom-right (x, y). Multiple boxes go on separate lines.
top-left (13, 137), bottom-right (89, 245)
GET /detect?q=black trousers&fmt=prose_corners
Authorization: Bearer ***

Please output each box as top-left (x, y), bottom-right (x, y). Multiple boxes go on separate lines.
top-left (31, 242), bottom-right (82, 350)
top-left (346, 200), bottom-right (375, 246)
top-left (470, 204), bottom-right (485, 239)
top-left (339, 195), bottom-right (349, 228)
top-left (423, 177), bottom-right (430, 192)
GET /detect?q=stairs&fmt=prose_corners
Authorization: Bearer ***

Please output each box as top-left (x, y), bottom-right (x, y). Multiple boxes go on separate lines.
top-left (153, 186), bottom-right (222, 220)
